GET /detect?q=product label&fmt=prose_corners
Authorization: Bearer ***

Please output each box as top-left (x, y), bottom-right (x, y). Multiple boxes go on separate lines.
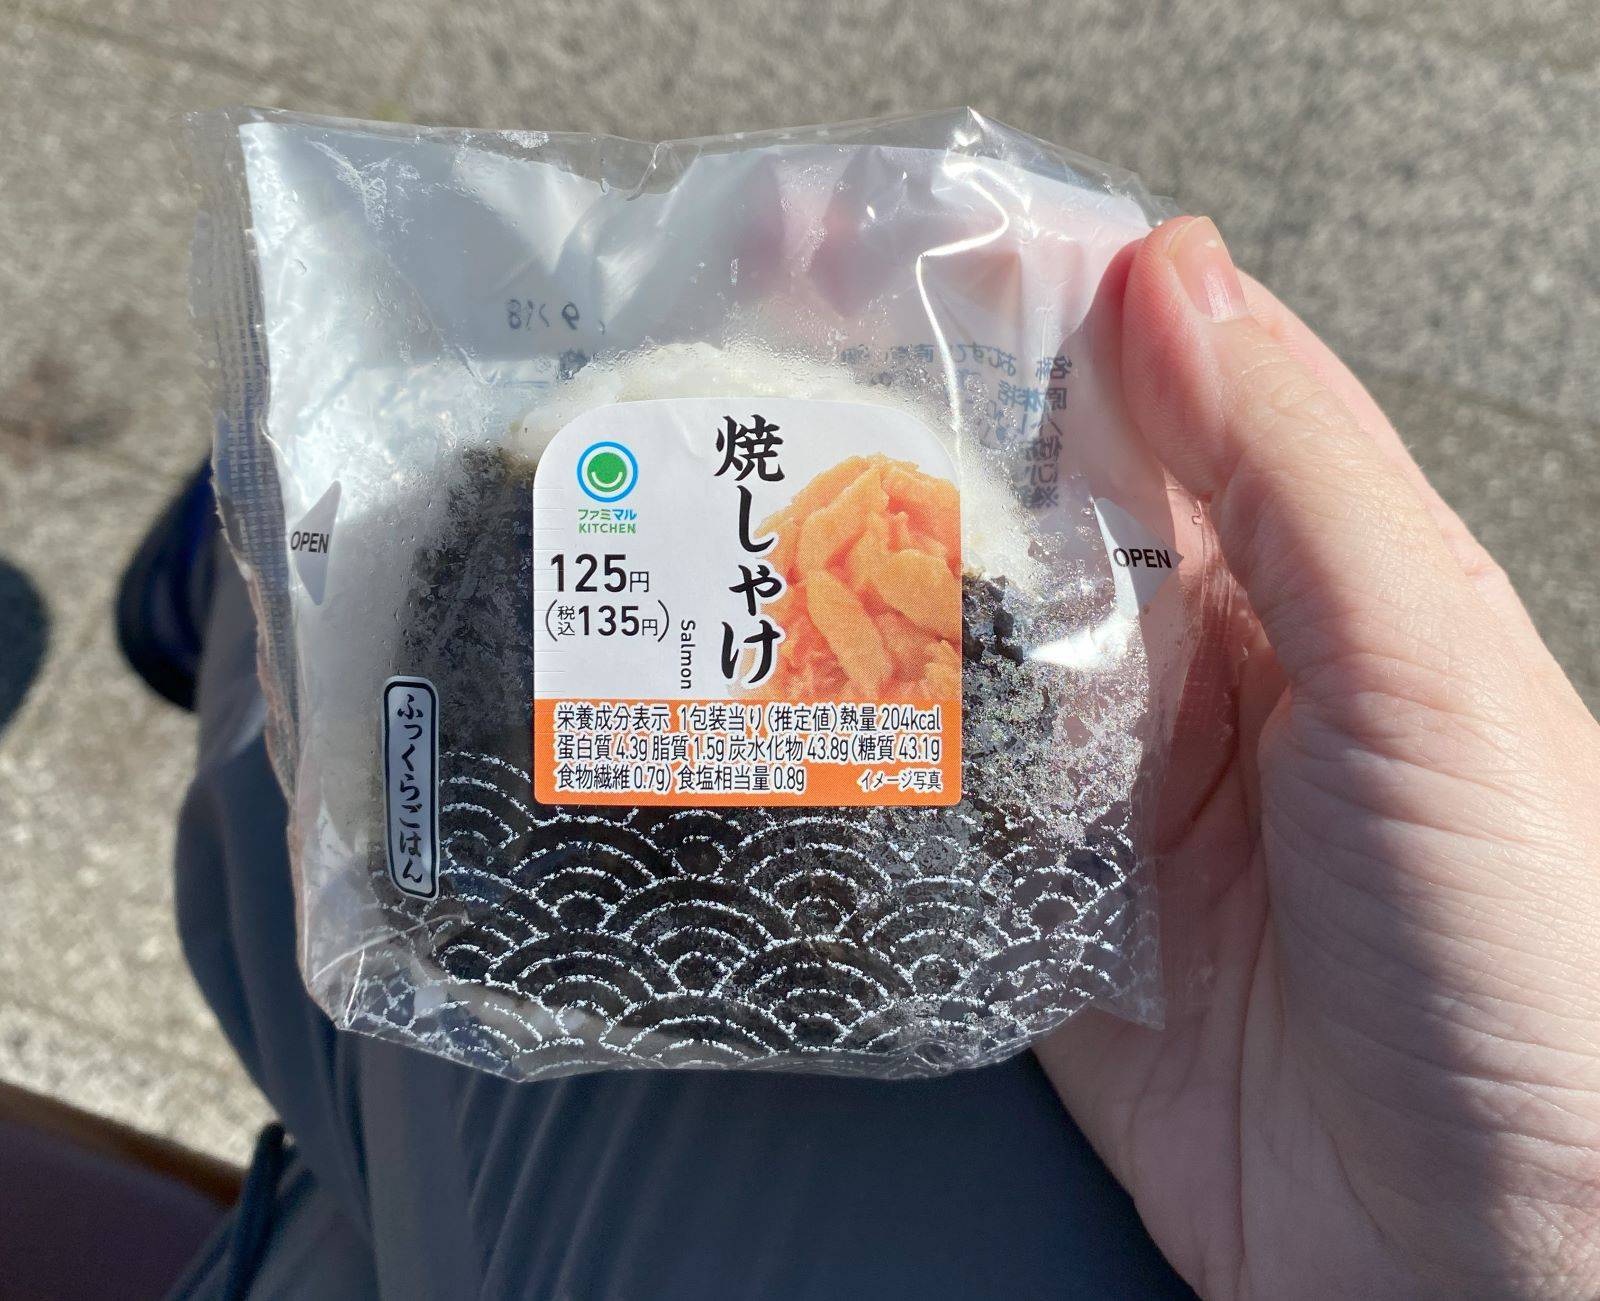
top-left (533, 398), bottom-right (963, 806)
top-left (383, 676), bottom-right (439, 898)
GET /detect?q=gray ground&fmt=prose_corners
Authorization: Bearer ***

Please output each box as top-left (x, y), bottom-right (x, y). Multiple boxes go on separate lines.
top-left (1, 0), bottom-right (1595, 1163)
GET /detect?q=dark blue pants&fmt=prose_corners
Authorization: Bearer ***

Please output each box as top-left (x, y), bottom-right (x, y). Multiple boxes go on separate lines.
top-left (168, 545), bottom-right (1190, 1299)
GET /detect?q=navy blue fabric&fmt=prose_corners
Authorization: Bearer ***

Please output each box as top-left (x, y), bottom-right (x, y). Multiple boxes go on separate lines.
top-left (165, 1145), bottom-right (377, 1301)
top-left (168, 540), bottom-right (1193, 1299)
top-left (115, 461), bottom-right (215, 711)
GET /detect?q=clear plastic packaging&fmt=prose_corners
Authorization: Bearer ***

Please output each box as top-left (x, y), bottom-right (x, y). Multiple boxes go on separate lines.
top-left (185, 106), bottom-right (1222, 1079)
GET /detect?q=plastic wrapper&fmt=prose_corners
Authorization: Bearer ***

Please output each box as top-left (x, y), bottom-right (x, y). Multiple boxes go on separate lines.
top-left (185, 106), bottom-right (1223, 1079)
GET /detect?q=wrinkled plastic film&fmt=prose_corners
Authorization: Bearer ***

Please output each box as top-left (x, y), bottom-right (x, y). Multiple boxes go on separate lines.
top-left (185, 106), bottom-right (1222, 1079)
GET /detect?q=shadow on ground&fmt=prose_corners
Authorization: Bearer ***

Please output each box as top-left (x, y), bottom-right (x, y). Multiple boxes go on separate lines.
top-left (0, 559), bottom-right (48, 733)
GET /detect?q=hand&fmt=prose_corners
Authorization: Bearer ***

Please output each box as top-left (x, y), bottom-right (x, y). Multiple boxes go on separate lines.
top-left (1037, 217), bottom-right (1600, 1298)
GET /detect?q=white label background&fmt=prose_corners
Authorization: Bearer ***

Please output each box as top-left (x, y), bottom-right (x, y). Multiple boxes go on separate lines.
top-left (533, 398), bottom-right (958, 700)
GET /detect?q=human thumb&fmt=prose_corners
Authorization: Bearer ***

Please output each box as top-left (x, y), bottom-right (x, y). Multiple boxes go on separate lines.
top-left (1121, 217), bottom-right (1503, 702)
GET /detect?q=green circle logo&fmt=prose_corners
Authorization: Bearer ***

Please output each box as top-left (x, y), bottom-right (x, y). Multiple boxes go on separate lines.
top-left (586, 451), bottom-right (627, 492)
top-left (577, 441), bottom-right (638, 502)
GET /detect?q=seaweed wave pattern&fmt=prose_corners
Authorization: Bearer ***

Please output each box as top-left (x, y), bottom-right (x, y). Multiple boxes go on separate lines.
top-left (345, 740), bottom-right (1142, 1079)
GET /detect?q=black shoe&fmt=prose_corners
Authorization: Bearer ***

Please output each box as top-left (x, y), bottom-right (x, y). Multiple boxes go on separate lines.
top-left (115, 461), bottom-right (216, 711)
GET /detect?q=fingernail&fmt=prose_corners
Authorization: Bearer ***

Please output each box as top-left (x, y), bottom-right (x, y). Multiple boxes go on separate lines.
top-left (1169, 217), bottom-right (1248, 322)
